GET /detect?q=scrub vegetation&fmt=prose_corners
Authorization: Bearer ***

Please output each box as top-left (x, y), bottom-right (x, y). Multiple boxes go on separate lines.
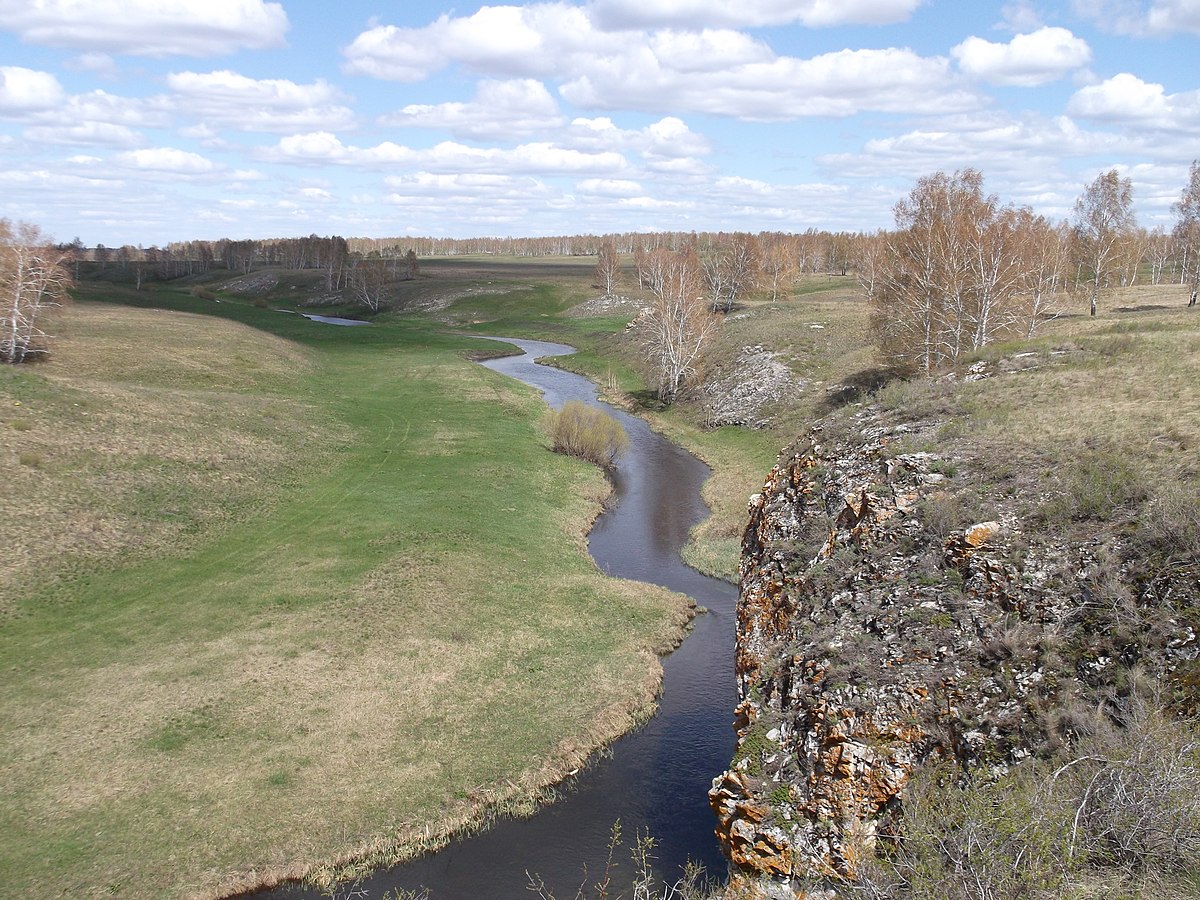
top-left (550, 400), bottom-right (629, 468)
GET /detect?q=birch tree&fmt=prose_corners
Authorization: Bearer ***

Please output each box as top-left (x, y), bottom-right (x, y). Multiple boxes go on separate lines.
top-left (349, 256), bottom-right (389, 312)
top-left (639, 247), bottom-right (719, 403)
top-left (593, 238), bottom-right (621, 296)
top-left (761, 234), bottom-right (799, 301)
top-left (867, 170), bottom-right (1045, 374)
top-left (1020, 216), bottom-right (1070, 336)
top-left (1072, 169), bottom-right (1137, 317)
top-left (1, 220), bottom-right (73, 364)
top-left (1173, 160), bottom-right (1200, 307)
top-left (703, 233), bottom-right (761, 312)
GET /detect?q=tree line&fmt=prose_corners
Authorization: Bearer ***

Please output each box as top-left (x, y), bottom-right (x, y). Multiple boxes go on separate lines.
top-left (6, 162), bottom-right (1198, 370)
top-left (595, 162), bottom-right (1199, 401)
top-left (863, 163), bottom-right (1199, 375)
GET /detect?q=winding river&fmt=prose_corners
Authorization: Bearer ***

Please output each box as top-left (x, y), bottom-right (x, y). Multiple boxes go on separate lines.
top-left (259, 337), bottom-right (737, 899)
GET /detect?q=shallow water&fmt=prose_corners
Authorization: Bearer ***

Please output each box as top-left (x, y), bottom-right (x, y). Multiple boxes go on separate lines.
top-left (300, 313), bottom-right (371, 326)
top-left (256, 337), bottom-right (736, 899)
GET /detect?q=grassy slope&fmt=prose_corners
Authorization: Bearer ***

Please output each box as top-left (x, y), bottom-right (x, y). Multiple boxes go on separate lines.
top-left (0, 284), bottom-right (690, 898)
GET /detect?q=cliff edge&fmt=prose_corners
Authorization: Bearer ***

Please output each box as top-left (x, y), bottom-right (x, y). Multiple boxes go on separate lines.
top-left (710, 403), bottom-right (1199, 899)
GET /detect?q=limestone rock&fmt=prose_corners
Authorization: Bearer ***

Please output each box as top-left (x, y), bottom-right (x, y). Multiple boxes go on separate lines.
top-left (712, 412), bottom-right (1198, 899)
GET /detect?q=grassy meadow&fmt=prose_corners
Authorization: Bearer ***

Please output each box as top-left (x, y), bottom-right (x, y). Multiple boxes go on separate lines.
top-left (0, 282), bottom-right (691, 898)
top-left (3, 255), bottom-right (1196, 899)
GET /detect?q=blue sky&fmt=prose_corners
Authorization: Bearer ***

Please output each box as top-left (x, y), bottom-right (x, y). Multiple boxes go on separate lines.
top-left (0, 0), bottom-right (1197, 247)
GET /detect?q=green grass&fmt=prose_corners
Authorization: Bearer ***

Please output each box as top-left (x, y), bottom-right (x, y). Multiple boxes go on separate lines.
top-left (0, 284), bottom-right (692, 898)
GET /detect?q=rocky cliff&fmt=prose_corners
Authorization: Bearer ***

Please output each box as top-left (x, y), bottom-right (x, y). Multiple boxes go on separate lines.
top-left (710, 409), bottom-right (1199, 900)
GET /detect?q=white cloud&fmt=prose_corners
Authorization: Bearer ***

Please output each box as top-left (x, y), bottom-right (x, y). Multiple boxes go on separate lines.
top-left (0, 0), bottom-right (289, 57)
top-left (952, 27), bottom-right (1091, 86)
top-left (576, 178), bottom-right (643, 196)
top-left (265, 132), bottom-right (629, 175)
top-left (1068, 73), bottom-right (1200, 133)
top-left (166, 70), bottom-right (356, 133)
top-left (1146, 0), bottom-right (1200, 33)
top-left (565, 116), bottom-right (711, 160)
top-left (561, 46), bottom-right (977, 120)
top-left (116, 147), bottom-right (217, 174)
top-left (0, 67), bottom-right (66, 113)
top-left (616, 195), bottom-right (694, 209)
top-left (67, 53), bottom-right (118, 78)
top-left (438, 141), bottom-right (629, 175)
top-left (344, 4), bottom-right (977, 121)
top-left (1073, 0), bottom-right (1200, 36)
top-left (2, 81), bottom-right (167, 149)
top-left (60, 90), bottom-right (168, 128)
top-left (999, 1), bottom-right (1044, 31)
top-left (343, 5), bottom-right (603, 82)
top-left (641, 156), bottom-right (715, 176)
top-left (383, 79), bottom-right (565, 140)
top-left (0, 167), bottom-right (124, 190)
top-left (25, 121), bottom-right (144, 147)
top-left (381, 173), bottom-right (560, 223)
top-left (818, 111), bottom-right (1127, 182)
top-left (587, 0), bottom-right (924, 28)
top-left (384, 172), bottom-right (546, 196)
top-left (272, 131), bottom-right (352, 161)
top-left (639, 29), bottom-right (774, 72)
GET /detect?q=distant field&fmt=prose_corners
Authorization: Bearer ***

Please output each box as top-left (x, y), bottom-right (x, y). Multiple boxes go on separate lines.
top-left (0, 284), bottom-right (691, 898)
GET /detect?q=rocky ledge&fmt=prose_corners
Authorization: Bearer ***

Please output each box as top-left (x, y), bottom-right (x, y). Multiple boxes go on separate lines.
top-left (710, 412), bottom-right (1199, 899)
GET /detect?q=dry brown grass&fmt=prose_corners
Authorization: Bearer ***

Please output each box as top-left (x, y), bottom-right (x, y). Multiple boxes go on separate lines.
top-left (907, 289), bottom-right (1200, 512)
top-left (0, 303), bottom-right (340, 616)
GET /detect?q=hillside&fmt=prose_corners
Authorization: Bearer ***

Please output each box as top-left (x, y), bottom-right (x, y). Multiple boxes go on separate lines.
top-left (0, 282), bottom-right (693, 898)
top-left (708, 286), bottom-right (1200, 900)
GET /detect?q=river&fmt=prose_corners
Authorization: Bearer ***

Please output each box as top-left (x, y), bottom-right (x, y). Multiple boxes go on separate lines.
top-left (256, 337), bottom-right (737, 899)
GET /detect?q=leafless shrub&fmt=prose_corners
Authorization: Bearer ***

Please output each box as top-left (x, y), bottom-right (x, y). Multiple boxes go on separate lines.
top-left (1059, 696), bottom-right (1200, 874)
top-left (848, 761), bottom-right (1071, 900)
top-left (846, 695), bottom-right (1200, 900)
top-left (550, 401), bottom-right (629, 468)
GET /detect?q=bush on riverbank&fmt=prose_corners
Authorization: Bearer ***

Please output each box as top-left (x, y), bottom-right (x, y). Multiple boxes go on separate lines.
top-left (551, 400), bottom-right (629, 467)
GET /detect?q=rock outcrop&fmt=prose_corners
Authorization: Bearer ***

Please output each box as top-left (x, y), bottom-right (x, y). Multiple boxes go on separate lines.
top-left (710, 412), bottom-right (1199, 899)
top-left (703, 346), bottom-right (802, 429)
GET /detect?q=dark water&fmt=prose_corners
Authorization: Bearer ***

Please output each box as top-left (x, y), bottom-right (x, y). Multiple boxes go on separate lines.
top-left (256, 338), bottom-right (736, 899)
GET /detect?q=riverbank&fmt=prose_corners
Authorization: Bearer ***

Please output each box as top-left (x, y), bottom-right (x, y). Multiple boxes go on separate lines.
top-left (0, 287), bottom-right (694, 898)
top-left (265, 337), bottom-right (738, 899)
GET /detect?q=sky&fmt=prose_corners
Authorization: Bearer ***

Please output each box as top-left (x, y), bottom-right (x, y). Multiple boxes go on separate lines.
top-left (0, 0), bottom-right (1197, 247)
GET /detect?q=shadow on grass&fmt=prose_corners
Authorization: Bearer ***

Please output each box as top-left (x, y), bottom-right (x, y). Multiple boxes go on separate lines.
top-left (628, 388), bottom-right (669, 411)
top-left (817, 365), bottom-right (907, 414)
